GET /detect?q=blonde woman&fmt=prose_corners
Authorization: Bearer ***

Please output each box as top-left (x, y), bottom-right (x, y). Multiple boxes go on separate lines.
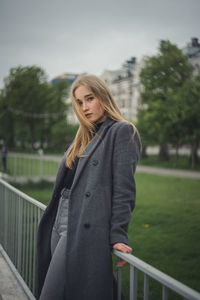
top-left (37, 74), bottom-right (141, 300)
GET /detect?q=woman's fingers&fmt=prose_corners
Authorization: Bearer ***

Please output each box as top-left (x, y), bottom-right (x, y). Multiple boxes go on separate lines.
top-left (117, 259), bottom-right (127, 267)
top-left (113, 243), bottom-right (132, 253)
top-left (112, 243), bottom-right (133, 267)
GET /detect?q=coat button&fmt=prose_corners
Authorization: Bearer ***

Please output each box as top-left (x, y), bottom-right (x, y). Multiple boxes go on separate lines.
top-left (84, 223), bottom-right (91, 228)
top-left (92, 160), bottom-right (99, 166)
top-left (85, 192), bottom-right (91, 197)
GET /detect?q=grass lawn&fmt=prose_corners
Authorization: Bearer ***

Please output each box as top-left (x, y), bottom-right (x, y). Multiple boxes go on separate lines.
top-left (127, 173), bottom-right (200, 299)
top-left (13, 180), bottom-right (54, 206)
top-left (13, 174), bottom-right (200, 300)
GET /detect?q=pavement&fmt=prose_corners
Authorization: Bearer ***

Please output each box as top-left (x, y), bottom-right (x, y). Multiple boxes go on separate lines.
top-left (0, 172), bottom-right (56, 184)
top-left (136, 165), bottom-right (200, 179)
top-left (1, 166), bottom-right (200, 184)
top-left (0, 249), bottom-right (29, 300)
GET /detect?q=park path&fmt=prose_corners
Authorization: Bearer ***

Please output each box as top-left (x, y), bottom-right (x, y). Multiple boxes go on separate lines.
top-left (137, 165), bottom-right (200, 179)
top-left (1, 165), bottom-right (200, 182)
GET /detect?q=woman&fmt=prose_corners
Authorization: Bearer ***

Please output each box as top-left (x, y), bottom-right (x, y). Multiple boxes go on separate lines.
top-left (36, 74), bottom-right (141, 300)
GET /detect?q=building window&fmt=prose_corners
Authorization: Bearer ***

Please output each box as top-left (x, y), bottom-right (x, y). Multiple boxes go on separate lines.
top-left (121, 99), bottom-right (125, 108)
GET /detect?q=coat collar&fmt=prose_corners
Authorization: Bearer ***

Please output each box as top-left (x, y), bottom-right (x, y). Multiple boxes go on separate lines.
top-left (70, 117), bottom-right (116, 191)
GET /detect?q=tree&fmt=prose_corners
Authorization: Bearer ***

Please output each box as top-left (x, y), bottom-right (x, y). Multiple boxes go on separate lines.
top-left (0, 89), bottom-right (15, 148)
top-left (136, 104), bottom-right (161, 158)
top-left (173, 77), bottom-right (200, 168)
top-left (3, 66), bottom-right (69, 150)
top-left (50, 119), bottom-right (78, 152)
top-left (139, 40), bottom-right (192, 160)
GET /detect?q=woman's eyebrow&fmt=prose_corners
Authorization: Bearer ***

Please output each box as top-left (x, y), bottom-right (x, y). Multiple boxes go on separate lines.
top-left (84, 93), bottom-right (93, 99)
top-left (76, 93), bottom-right (93, 101)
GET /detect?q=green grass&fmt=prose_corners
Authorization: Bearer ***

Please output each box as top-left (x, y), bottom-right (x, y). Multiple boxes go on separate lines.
top-left (13, 174), bottom-right (200, 300)
top-left (13, 180), bottom-right (54, 206)
top-left (117, 174), bottom-right (200, 299)
top-left (139, 154), bottom-right (200, 171)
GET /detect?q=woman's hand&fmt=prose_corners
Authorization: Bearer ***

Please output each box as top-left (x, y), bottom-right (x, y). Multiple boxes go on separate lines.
top-left (112, 243), bottom-right (133, 267)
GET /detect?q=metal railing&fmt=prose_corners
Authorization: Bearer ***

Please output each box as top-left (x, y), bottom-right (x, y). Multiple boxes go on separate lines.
top-left (1, 153), bottom-right (61, 181)
top-left (0, 178), bottom-right (46, 298)
top-left (114, 250), bottom-right (200, 300)
top-left (0, 178), bottom-right (200, 300)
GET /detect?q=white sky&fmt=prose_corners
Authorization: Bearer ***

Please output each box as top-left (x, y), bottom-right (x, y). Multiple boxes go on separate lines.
top-left (0, 0), bottom-right (199, 88)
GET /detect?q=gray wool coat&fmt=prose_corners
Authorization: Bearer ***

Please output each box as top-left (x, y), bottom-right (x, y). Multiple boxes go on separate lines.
top-left (36, 117), bottom-right (140, 300)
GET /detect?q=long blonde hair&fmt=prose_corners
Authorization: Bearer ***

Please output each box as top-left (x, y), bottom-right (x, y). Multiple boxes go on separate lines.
top-left (66, 74), bottom-right (136, 168)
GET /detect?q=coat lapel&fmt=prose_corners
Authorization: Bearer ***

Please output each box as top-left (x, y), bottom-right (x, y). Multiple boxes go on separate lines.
top-left (71, 118), bottom-right (115, 191)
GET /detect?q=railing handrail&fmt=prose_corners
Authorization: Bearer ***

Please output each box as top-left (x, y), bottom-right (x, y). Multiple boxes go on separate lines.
top-left (0, 178), bottom-right (46, 211)
top-left (113, 250), bottom-right (200, 300)
top-left (7, 152), bottom-right (61, 162)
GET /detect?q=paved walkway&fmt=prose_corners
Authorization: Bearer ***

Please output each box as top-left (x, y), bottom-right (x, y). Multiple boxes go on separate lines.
top-left (0, 172), bottom-right (55, 183)
top-left (0, 248), bottom-right (29, 300)
top-left (137, 165), bottom-right (200, 179)
top-left (1, 166), bottom-right (200, 183)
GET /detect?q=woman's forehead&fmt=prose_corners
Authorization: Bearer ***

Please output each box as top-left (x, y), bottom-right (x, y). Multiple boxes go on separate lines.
top-left (74, 85), bottom-right (93, 99)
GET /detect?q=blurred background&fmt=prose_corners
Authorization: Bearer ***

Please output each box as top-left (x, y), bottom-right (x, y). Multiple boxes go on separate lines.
top-left (0, 0), bottom-right (200, 299)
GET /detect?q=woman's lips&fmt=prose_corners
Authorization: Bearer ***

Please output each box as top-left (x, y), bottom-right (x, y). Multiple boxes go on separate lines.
top-left (85, 113), bottom-right (92, 118)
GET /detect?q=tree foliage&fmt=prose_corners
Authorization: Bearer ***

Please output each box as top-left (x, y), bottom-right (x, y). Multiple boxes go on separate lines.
top-left (0, 65), bottom-right (75, 151)
top-left (174, 76), bottom-right (200, 167)
top-left (137, 40), bottom-right (200, 167)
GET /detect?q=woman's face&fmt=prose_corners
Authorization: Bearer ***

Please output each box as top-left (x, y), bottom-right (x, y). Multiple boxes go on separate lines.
top-left (74, 85), bottom-right (106, 123)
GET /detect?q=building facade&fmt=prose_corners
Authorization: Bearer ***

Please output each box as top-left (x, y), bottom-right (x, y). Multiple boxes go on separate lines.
top-left (182, 37), bottom-right (200, 76)
top-left (101, 57), bottom-right (145, 122)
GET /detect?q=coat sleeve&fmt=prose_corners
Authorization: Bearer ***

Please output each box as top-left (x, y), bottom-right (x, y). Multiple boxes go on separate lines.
top-left (110, 123), bottom-right (140, 246)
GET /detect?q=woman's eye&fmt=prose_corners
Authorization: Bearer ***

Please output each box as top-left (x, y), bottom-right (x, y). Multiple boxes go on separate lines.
top-left (87, 97), bottom-right (94, 101)
top-left (77, 100), bottom-right (82, 105)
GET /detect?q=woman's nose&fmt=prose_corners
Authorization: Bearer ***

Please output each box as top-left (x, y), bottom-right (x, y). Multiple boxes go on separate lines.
top-left (82, 101), bottom-right (88, 111)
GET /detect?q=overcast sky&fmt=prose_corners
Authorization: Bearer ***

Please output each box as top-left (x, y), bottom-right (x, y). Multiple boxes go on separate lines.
top-left (0, 0), bottom-right (199, 88)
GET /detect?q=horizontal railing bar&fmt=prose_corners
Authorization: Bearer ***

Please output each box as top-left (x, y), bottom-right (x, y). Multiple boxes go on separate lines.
top-left (8, 153), bottom-right (61, 162)
top-left (113, 250), bottom-right (200, 300)
top-left (0, 178), bottom-right (46, 211)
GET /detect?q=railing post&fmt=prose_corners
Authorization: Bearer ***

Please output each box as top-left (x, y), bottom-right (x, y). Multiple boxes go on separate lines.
top-left (4, 187), bottom-right (8, 250)
top-left (130, 265), bottom-right (138, 300)
top-left (22, 200), bottom-right (26, 279)
top-left (32, 206), bottom-right (37, 295)
top-left (29, 205), bottom-right (33, 290)
top-left (25, 202), bottom-right (30, 284)
top-left (117, 264), bottom-right (122, 300)
top-left (162, 285), bottom-right (168, 300)
top-left (144, 274), bottom-right (149, 300)
top-left (17, 196), bottom-right (22, 273)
